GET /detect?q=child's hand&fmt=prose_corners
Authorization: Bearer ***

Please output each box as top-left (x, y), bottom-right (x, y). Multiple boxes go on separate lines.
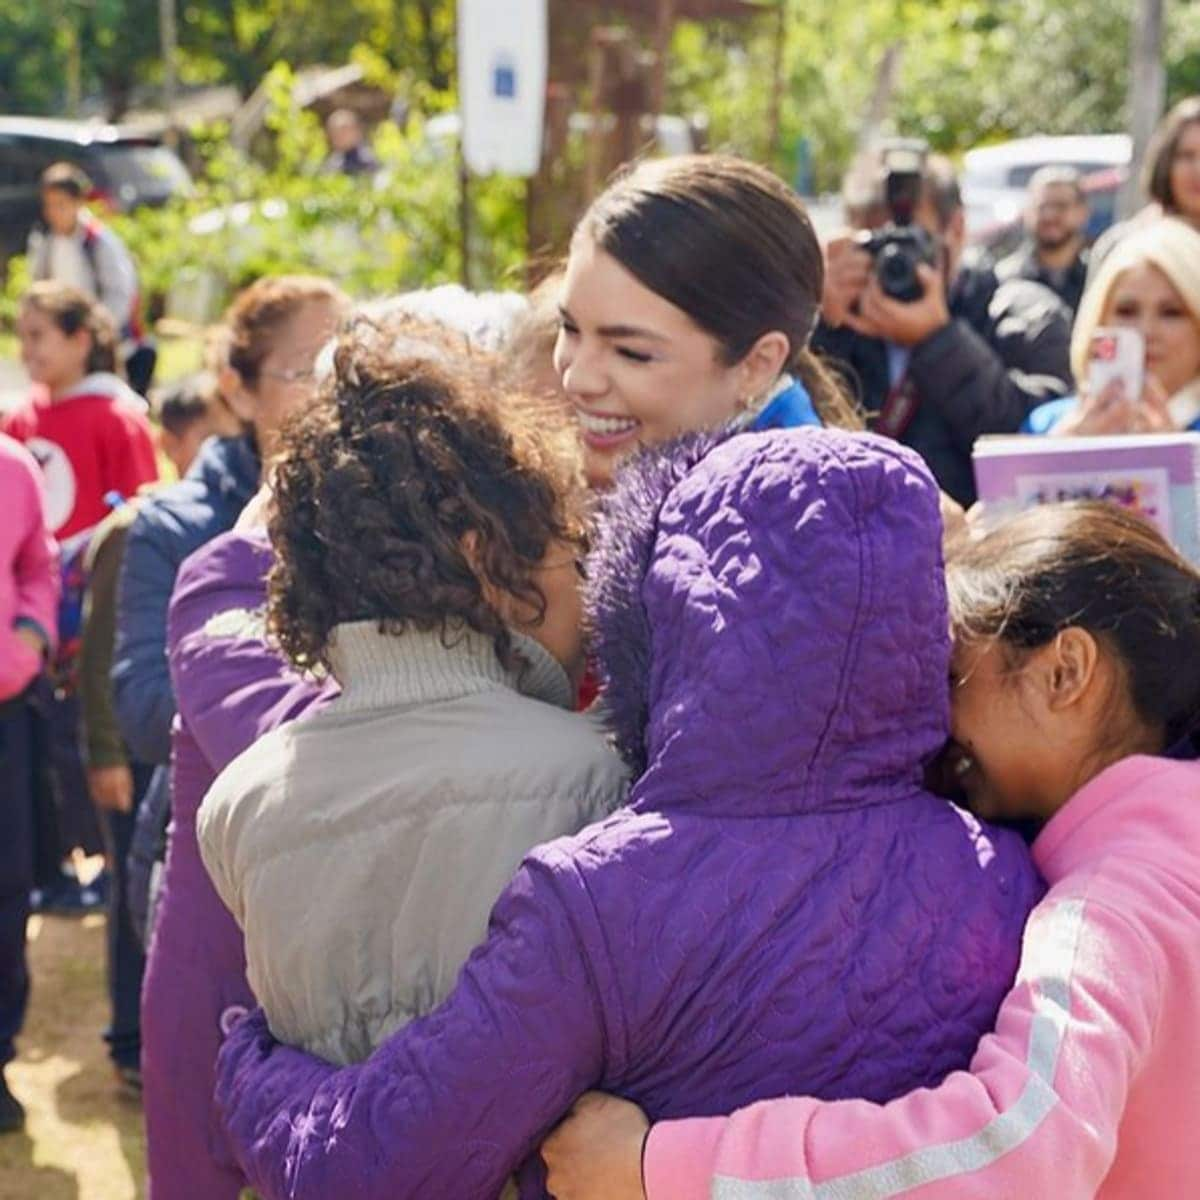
top-left (542, 1091), bottom-right (648, 1200)
top-left (88, 764), bottom-right (134, 813)
top-left (14, 624), bottom-right (47, 657)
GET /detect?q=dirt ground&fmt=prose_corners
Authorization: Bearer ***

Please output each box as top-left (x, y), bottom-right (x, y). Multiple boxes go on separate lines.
top-left (0, 914), bottom-right (145, 1200)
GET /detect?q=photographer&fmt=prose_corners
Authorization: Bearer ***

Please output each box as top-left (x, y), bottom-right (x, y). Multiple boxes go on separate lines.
top-left (816, 148), bottom-right (1073, 505)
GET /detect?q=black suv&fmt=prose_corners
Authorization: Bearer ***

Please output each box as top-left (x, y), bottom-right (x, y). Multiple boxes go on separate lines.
top-left (0, 117), bottom-right (192, 264)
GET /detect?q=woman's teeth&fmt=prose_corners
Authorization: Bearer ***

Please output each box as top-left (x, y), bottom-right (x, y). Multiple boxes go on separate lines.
top-left (577, 412), bottom-right (639, 437)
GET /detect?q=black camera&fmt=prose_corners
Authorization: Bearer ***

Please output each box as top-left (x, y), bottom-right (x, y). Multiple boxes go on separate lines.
top-left (854, 139), bottom-right (938, 303)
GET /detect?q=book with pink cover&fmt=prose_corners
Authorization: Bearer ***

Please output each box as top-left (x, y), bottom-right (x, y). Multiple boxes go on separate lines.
top-left (972, 433), bottom-right (1200, 563)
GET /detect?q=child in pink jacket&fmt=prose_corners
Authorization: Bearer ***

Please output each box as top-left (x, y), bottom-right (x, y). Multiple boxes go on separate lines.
top-left (0, 432), bottom-right (58, 701)
top-left (542, 499), bottom-right (1200, 1200)
top-left (0, 430), bottom-right (58, 1131)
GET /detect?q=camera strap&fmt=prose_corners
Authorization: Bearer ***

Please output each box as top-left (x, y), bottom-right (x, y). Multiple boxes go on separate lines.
top-left (874, 373), bottom-right (921, 440)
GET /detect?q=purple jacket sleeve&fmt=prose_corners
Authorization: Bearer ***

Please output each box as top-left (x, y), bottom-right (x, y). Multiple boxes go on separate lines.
top-left (167, 530), bottom-right (333, 772)
top-left (215, 850), bottom-right (607, 1200)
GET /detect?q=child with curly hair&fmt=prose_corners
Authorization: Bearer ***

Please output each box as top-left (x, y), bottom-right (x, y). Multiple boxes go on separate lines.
top-left (196, 314), bottom-right (629, 1068)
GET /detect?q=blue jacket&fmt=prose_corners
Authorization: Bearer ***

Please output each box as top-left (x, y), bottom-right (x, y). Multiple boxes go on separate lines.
top-left (111, 436), bottom-right (259, 764)
top-left (1023, 395), bottom-right (1200, 434)
top-left (747, 376), bottom-right (821, 432)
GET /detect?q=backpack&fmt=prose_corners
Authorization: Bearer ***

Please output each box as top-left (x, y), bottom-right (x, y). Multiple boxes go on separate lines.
top-left (54, 490), bottom-right (127, 685)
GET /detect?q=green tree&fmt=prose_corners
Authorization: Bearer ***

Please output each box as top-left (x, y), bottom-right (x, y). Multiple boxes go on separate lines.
top-left (666, 0), bottom-right (1200, 192)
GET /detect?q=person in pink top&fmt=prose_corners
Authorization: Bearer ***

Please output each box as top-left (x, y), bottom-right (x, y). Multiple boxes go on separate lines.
top-left (0, 433), bottom-right (58, 702)
top-left (543, 499), bottom-right (1200, 1200)
top-left (0, 431), bottom-right (59, 1132)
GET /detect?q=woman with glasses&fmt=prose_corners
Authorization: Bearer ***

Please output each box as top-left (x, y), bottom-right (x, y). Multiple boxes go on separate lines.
top-left (132, 275), bottom-right (346, 1200)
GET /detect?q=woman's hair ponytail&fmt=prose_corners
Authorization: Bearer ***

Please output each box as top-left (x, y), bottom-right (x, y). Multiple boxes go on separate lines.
top-left (794, 347), bottom-right (862, 431)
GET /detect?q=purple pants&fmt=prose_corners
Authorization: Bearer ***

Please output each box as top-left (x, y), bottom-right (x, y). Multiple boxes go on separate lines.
top-left (141, 723), bottom-right (251, 1200)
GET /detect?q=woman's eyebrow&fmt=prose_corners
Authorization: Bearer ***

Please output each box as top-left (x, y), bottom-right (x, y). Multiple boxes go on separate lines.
top-left (558, 305), bottom-right (668, 342)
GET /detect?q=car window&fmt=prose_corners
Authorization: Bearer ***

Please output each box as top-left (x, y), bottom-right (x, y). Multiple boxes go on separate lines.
top-left (1006, 161), bottom-right (1110, 188)
top-left (0, 137), bottom-right (52, 189)
top-left (93, 144), bottom-right (191, 202)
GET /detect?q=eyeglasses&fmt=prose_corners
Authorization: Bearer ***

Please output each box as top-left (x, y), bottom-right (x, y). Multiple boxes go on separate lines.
top-left (259, 365), bottom-right (318, 385)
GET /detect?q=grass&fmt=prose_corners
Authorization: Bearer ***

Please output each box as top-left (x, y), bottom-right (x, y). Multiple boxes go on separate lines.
top-left (0, 913), bottom-right (145, 1200)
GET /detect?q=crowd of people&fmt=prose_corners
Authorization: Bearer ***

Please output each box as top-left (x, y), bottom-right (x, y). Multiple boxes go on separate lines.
top-left (1, 94), bottom-right (1200, 1200)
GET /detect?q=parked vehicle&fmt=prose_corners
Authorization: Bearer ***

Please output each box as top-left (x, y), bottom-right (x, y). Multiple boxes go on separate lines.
top-left (0, 117), bottom-right (193, 264)
top-left (965, 165), bottom-right (1127, 267)
top-left (961, 133), bottom-right (1131, 244)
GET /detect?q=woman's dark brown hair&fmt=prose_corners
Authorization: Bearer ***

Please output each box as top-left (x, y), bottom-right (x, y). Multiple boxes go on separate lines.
top-left (22, 281), bottom-right (118, 375)
top-left (1144, 96), bottom-right (1200, 212)
top-left (947, 501), bottom-right (1200, 748)
top-left (225, 275), bottom-right (347, 388)
top-left (575, 154), bottom-right (861, 430)
top-left (267, 314), bottom-right (587, 674)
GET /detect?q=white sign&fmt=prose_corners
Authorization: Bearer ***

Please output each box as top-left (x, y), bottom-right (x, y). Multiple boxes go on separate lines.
top-left (457, 0), bottom-right (547, 176)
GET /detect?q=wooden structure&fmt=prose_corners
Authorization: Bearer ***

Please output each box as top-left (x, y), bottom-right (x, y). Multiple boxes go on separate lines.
top-left (523, 0), bottom-right (773, 272)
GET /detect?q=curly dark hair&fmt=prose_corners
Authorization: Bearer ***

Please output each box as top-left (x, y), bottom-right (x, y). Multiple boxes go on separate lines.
top-left (267, 313), bottom-right (587, 675)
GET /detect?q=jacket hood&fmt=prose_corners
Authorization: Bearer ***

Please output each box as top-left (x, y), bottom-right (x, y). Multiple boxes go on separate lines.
top-left (56, 372), bottom-right (146, 411)
top-left (186, 434), bottom-right (261, 513)
top-left (587, 426), bottom-right (951, 816)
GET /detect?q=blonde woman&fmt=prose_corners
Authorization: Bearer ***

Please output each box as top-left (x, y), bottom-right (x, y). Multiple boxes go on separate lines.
top-left (1025, 217), bottom-right (1200, 435)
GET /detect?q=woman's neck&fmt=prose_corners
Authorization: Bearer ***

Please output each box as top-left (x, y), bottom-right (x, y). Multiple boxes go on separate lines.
top-left (48, 371), bottom-right (88, 401)
top-left (1041, 722), bottom-right (1164, 821)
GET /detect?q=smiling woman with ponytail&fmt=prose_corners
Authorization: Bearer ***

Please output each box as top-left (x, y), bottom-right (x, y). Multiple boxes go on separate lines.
top-left (552, 154), bottom-right (861, 488)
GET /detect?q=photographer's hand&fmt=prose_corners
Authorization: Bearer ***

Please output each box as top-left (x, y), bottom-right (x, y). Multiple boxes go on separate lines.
top-left (852, 264), bottom-right (950, 347)
top-left (821, 234), bottom-right (873, 327)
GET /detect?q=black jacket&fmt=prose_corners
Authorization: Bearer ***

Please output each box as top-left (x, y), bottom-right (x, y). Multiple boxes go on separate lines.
top-left (813, 267), bottom-right (1074, 505)
top-left (995, 241), bottom-right (1089, 317)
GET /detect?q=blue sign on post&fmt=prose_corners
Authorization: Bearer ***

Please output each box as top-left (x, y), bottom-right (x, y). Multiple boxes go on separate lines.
top-left (493, 55), bottom-right (517, 99)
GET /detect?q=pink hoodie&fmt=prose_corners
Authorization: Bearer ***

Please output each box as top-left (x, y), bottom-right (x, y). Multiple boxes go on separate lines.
top-left (0, 432), bottom-right (59, 702)
top-left (647, 755), bottom-right (1200, 1200)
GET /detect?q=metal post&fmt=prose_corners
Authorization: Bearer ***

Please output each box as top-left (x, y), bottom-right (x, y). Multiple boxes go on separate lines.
top-left (459, 145), bottom-right (473, 290)
top-left (1120, 0), bottom-right (1166, 220)
top-left (766, 0), bottom-right (787, 164)
top-left (159, 0), bottom-right (179, 125)
top-left (650, 0), bottom-right (676, 116)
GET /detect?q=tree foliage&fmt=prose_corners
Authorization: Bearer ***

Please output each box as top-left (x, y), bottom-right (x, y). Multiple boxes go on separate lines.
top-left (669, 0), bottom-right (1200, 191)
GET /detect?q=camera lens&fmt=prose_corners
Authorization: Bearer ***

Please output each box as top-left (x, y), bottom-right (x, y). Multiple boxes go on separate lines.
top-left (876, 244), bottom-right (922, 302)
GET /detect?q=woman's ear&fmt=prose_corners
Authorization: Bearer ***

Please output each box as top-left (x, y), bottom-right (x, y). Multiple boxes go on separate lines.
top-left (1043, 627), bottom-right (1101, 713)
top-left (736, 331), bottom-right (791, 402)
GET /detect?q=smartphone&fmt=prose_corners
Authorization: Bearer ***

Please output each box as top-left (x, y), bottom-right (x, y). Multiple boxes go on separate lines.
top-left (1088, 327), bottom-right (1145, 402)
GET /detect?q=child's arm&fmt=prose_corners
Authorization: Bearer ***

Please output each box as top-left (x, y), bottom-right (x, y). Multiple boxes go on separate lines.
top-left (12, 459), bottom-right (59, 652)
top-left (644, 893), bottom-right (1162, 1200)
top-left (0, 450), bottom-right (59, 701)
top-left (214, 850), bottom-right (608, 1200)
top-left (79, 517), bottom-right (131, 770)
top-left (166, 531), bottom-right (331, 773)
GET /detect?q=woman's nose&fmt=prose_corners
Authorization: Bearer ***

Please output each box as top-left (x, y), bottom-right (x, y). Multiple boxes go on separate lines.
top-left (560, 345), bottom-right (608, 400)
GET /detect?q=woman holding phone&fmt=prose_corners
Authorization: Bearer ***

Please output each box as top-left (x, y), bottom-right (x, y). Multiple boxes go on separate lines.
top-left (1025, 217), bottom-right (1200, 435)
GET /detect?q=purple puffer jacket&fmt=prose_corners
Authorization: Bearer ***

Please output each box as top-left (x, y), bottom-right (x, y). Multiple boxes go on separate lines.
top-left (141, 531), bottom-right (333, 1199)
top-left (214, 427), bottom-right (1043, 1200)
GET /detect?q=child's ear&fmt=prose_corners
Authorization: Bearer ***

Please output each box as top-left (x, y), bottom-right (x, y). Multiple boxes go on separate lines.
top-left (1044, 627), bottom-right (1100, 713)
